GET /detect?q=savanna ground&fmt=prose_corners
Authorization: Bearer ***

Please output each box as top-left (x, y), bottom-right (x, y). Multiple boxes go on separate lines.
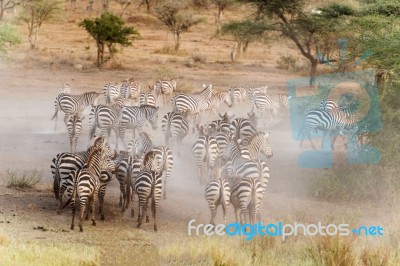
top-left (0, 1), bottom-right (399, 265)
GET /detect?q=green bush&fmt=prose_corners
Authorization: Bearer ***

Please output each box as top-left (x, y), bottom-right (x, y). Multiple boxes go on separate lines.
top-left (6, 169), bottom-right (42, 189)
top-left (276, 54), bottom-right (298, 71)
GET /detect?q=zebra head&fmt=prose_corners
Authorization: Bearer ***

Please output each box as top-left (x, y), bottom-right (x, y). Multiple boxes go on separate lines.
top-left (143, 150), bottom-right (162, 175)
top-left (143, 105), bottom-right (159, 130)
top-left (222, 136), bottom-right (241, 161)
top-left (252, 132), bottom-right (273, 159)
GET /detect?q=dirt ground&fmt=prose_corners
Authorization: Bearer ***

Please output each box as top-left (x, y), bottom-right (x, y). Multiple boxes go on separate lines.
top-left (0, 3), bottom-right (396, 265)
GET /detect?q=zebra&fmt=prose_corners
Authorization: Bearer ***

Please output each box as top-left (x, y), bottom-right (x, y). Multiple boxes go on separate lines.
top-left (204, 168), bottom-right (231, 225)
top-left (53, 136), bottom-right (115, 213)
top-left (207, 91), bottom-right (232, 116)
top-left (148, 146), bottom-right (174, 199)
top-left (240, 132), bottom-right (273, 160)
top-left (61, 83), bottom-right (71, 93)
top-left (154, 79), bottom-right (177, 106)
top-left (140, 90), bottom-right (157, 107)
top-left (52, 92), bottom-right (100, 130)
top-left (88, 104), bottom-right (122, 143)
top-left (192, 133), bottom-right (219, 184)
top-left (247, 86), bottom-right (268, 100)
top-left (161, 111), bottom-right (189, 152)
top-left (229, 87), bottom-right (247, 107)
top-left (230, 108), bottom-right (258, 143)
top-left (62, 136), bottom-right (114, 232)
top-left (298, 106), bottom-right (359, 150)
top-left (209, 112), bottom-right (235, 135)
top-left (171, 84), bottom-right (212, 132)
top-left (135, 151), bottom-right (163, 231)
top-left (116, 105), bottom-right (159, 150)
top-left (229, 177), bottom-right (263, 225)
top-left (115, 152), bottom-right (142, 215)
top-left (103, 83), bottom-right (120, 105)
top-left (98, 158), bottom-right (117, 220)
top-left (120, 79), bottom-right (141, 102)
top-left (127, 131), bottom-right (154, 159)
top-left (319, 99), bottom-right (338, 111)
top-left (251, 92), bottom-right (279, 124)
top-left (66, 113), bottom-right (84, 153)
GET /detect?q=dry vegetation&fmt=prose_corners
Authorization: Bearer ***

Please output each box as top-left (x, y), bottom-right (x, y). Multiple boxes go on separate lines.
top-left (0, 0), bottom-right (399, 265)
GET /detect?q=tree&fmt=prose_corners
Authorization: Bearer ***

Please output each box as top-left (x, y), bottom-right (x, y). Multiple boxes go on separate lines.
top-left (0, 0), bottom-right (22, 21)
top-left (0, 23), bottom-right (21, 60)
top-left (220, 19), bottom-right (270, 54)
top-left (19, 0), bottom-right (61, 48)
top-left (211, 0), bottom-right (235, 33)
top-left (239, 0), bottom-right (353, 85)
top-left (79, 12), bottom-right (140, 66)
top-left (155, 1), bottom-right (203, 51)
top-left (113, 0), bottom-right (133, 18)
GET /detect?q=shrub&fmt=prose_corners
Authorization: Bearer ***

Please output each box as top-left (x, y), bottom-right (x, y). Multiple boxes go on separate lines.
top-left (276, 54), bottom-right (298, 71)
top-left (6, 169), bottom-right (42, 189)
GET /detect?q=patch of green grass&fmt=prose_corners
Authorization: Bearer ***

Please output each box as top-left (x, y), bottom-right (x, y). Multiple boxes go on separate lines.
top-left (5, 169), bottom-right (42, 189)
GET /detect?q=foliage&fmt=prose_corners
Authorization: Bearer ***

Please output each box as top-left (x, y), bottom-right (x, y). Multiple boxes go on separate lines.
top-left (0, 0), bottom-right (23, 21)
top-left (220, 19), bottom-right (271, 53)
top-left (79, 12), bottom-right (139, 66)
top-left (211, 0), bottom-right (235, 32)
top-left (276, 54), bottom-right (297, 70)
top-left (0, 23), bottom-right (21, 60)
top-left (19, 0), bottom-right (61, 48)
top-left (364, 0), bottom-right (400, 16)
top-left (155, 1), bottom-right (204, 51)
top-left (5, 169), bottom-right (41, 189)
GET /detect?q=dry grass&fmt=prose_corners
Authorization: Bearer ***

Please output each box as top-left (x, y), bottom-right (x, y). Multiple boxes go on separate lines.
top-left (5, 169), bottom-right (42, 189)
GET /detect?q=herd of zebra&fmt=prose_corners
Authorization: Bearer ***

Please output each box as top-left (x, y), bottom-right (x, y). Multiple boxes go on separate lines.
top-left (49, 77), bottom-right (362, 232)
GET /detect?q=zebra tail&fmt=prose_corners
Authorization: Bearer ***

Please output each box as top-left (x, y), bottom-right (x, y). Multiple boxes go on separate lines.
top-left (51, 99), bottom-right (58, 120)
top-left (62, 172), bottom-right (78, 210)
top-left (54, 169), bottom-right (60, 200)
top-left (126, 160), bottom-right (132, 208)
top-left (151, 180), bottom-right (156, 221)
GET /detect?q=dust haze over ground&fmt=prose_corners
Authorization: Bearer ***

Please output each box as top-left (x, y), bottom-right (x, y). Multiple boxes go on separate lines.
top-left (0, 4), bottom-right (396, 264)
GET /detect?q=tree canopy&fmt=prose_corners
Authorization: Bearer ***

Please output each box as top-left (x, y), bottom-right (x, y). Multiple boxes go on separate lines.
top-left (80, 12), bottom-right (139, 66)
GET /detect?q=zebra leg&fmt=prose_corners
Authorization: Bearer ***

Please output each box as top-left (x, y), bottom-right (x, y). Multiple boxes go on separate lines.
top-left (211, 204), bottom-right (218, 226)
top-left (99, 187), bottom-right (106, 221)
top-left (151, 193), bottom-right (157, 232)
top-left (146, 198), bottom-right (150, 223)
top-left (70, 197), bottom-right (76, 230)
top-left (137, 198), bottom-right (148, 228)
top-left (85, 198), bottom-right (91, 220)
top-left (92, 191), bottom-right (98, 226)
top-left (234, 207), bottom-right (240, 223)
top-left (79, 197), bottom-right (88, 232)
top-left (222, 203), bottom-right (228, 225)
top-left (70, 138), bottom-right (74, 153)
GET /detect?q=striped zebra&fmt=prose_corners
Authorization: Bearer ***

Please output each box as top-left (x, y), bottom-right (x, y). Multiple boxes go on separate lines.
top-left (229, 177), bottom-right (263, 225)
top-left (240, 132), bottom-right (273, 160)
top-left (229, 87), bottom-right (247, 107)
top-left (88, 104), bottom-right (122, 143)
top-left (204, 168), bottom-right (231, 225)
top-left (52, 92), bottom-right (100, 130)
top-left (251, 92), bottom-right (279, 123)
top-left (230, 109), bottom-right (258, 143)
top-left (66, 113), bottom-right (84, 153)
top-left (63, 136), bottom-right (114, 232)
top-left (192, 134), bottom-right (219, 184)
top-left (127, 131), bottom-right (153, 159)
top-left (299, 106), bottom-right (359, 150)
top-left (117, 105), bottom-right (159, 150)
top-left (161, 111), bottom-right (189, 151)
top-left (148, 146), bottom-right (174, 199)
top-left (52, 136), bottom-right (115, 213)
top-left (207, 91), bottom-right (232, 116)
top-left (115, 152), bottom-right (142, 215)
top-left (209, 112), bottom-right (235, 135)
top-left (140, 90), bottom-right (156, 107)
top-left (154, 79), bottom-right (177, 106)
top-left (247, 86), bottom-right (268, 100)
top-left (319, 99), bottom-right (338, 110)
top-left (103, 83), bottom-right (120, 105)
top-left (120, 79), bottom-right (141, 102)
top-left (171, 84), bottom-right (212, 132)
top-left (135, 151), bottom-right (163, 231)
top-left (98, 158), bottom-right (117, 220)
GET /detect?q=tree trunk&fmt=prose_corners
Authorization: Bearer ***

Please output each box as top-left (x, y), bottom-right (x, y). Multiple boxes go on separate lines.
top-left (107, 43), bottom-right (114, 59)
top-left (243, 40), bottom-right (249, 53)
top-left (0, 6), bottom-right (4, 21)
top-left (97, 42), bottom-right (104, 66)
top-left (174, 32), bottom-right (180, 51)
top-left (310, 59), bottom-right (318, 86)
top-left (216, 8), bottom-right (222, 33)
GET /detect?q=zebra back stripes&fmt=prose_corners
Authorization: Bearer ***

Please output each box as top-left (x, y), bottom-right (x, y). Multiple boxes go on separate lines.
top-left (154, 79), bottom-right (177, 106)
top-left (192, 135), bottom-right (219, 184)
top-left (140, 91), bottom-right (156, 107)
top-left (103, 83), bottom-right (120, 105)
top-left (204, 174), bottom-right (231, 225)
top-left (88, 104), bottom-right (122, 142)
top-left (161, 111), bottom-right (189, 148)
top-left (67, 113), bottom-right (84, 153)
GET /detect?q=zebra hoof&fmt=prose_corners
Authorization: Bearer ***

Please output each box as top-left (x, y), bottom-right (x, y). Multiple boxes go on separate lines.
top-left (57, 210), bottom-right (61, 215)
top-left (146, 216), bottom-right (149, 223)
top-left (101, 215), bottom-right (105, 221)
top-left (137, 223), bottom-right (142, 228)
top-left (119, 202), bottom-right (122, 207)
top-left (131, 209), bottom-right (134, 217)
top-left (92, 220), bottom-right (96, 226)
top-left (154, 225), bottom-right (157, 232)
top-left (71, 225), bottom-right (74, 230)
top-left (79, 227), bottom-right (83, 232)
top-left (85, 216), bottom-right (89, 221)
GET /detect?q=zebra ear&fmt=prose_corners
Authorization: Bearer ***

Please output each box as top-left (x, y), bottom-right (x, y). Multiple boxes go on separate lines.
top-left (237, 139), bottom-right (243, 144)
top-left (202, 84), bottom-right (206, 89)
